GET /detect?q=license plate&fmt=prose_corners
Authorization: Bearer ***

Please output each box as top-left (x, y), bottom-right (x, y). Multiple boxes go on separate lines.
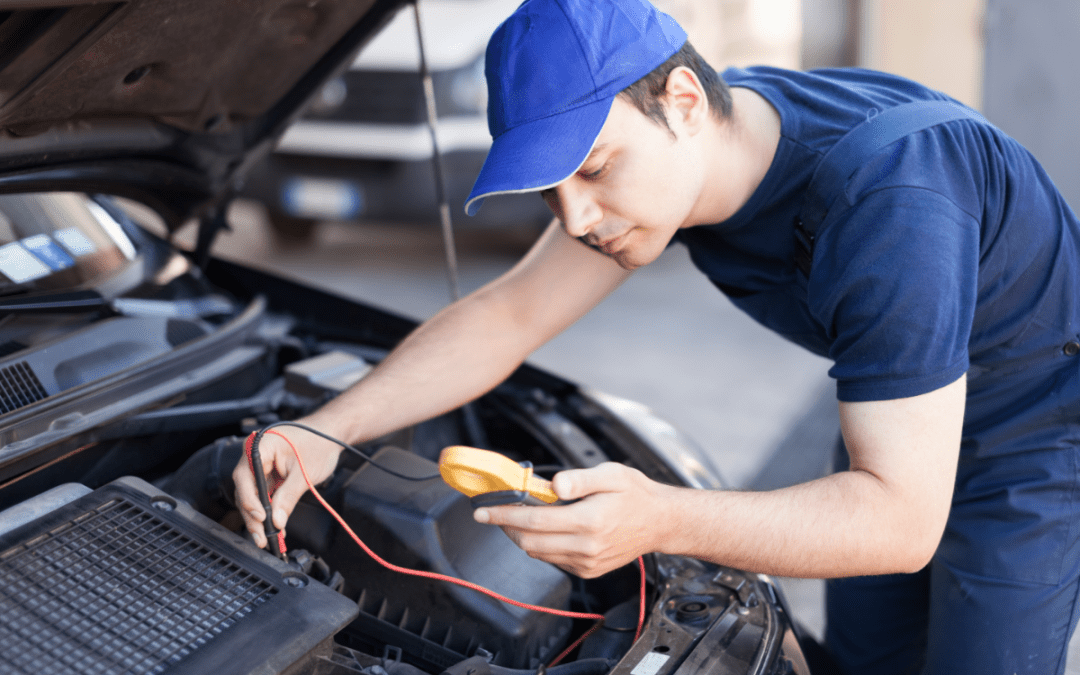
top-left (281, 177), bottom-right (364, 220)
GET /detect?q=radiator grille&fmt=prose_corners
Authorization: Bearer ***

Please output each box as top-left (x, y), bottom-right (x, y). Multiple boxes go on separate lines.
top-left (0, 498), bottom-right (277, 675)
top-left (0, 361), bottom-right (49, 414)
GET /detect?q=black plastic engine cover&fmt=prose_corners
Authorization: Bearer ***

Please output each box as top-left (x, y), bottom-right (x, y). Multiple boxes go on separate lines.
top-left (327, 446), bottom-right (572, 669)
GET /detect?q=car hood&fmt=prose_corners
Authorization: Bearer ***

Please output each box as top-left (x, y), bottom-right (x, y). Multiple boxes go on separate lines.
top-left (0, 0), bottom-right (409, 229)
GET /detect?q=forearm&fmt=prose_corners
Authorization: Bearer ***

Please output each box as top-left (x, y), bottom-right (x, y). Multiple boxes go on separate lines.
top-left (301, 223), bottom-right (631, 447)
top-left (656, 469), bottom-right (942, 578)
top-left (306, 286), bottom-right (540, 445)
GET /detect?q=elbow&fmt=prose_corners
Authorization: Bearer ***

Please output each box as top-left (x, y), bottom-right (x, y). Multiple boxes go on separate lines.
top-left (884, 514), bottom-right (947, 575)
top-left (892, 542), bottom-right (937, 575)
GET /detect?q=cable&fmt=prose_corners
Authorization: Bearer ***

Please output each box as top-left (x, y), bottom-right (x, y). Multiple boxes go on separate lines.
top-left (247, 428), bottom-right (649, 666)
top-left (254, 421), bottom-right (441, 481)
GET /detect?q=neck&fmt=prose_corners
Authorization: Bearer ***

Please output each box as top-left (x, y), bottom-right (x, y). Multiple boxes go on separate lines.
top-left (691, 87), bottom-right (781, 225)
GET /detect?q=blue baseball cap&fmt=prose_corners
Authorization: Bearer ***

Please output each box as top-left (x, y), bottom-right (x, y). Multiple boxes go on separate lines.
top-left (464, 0), bottom-right (687, 216)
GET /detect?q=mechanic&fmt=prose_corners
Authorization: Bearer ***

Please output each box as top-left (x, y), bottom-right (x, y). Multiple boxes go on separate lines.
top-left (235, 0), bottom-right (1080, 672)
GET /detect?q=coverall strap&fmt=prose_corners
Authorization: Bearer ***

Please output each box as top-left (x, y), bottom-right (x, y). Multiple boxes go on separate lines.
top-left (795, 100), bottom-right (988, 276)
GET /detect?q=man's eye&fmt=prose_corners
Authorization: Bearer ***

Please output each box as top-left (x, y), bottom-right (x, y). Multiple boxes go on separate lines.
top-left (579, 163), bottom-right (606, 179)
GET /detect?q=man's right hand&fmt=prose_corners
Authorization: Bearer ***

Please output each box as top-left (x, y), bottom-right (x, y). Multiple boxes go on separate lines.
top-left (232, 424), bottom-right (343, 549)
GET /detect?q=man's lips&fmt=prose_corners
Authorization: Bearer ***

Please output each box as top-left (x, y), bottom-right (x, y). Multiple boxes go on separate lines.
top-left (597, 230), bottom-right (629, 254)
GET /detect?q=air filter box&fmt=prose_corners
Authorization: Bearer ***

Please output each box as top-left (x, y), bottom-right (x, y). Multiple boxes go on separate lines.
top-left (327, 446), bottom-right (572, 669)
top-left (0, 476), bottom-right (357, 675)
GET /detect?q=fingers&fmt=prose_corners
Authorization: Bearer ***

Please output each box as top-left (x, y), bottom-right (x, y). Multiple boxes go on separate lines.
top-left (232, 458), bottom-right (269, 548)
top-left (232, 433), bottom-right (294, 548)
top-left (551, 461), bottom-right (634, 501)
top-left (501, 529), bottom-right (613, 578)
top-left (475, 501), bottom-right (590, 534)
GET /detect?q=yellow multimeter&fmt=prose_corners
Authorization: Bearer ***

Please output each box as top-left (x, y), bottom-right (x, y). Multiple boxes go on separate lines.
top-left (439, 445), bottom-right (559, 507)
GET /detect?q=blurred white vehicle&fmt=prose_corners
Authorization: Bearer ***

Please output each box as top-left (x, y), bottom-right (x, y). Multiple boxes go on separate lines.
top-left (242, 0), bottom-right (553, 240)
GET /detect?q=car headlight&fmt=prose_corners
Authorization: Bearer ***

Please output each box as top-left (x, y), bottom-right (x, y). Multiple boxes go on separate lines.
top-left (581, 387), bottom-right (728, 489)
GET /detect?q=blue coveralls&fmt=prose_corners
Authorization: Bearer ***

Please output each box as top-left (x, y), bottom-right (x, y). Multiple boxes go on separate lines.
top-left (673, 66), bottom-right (1080, 674)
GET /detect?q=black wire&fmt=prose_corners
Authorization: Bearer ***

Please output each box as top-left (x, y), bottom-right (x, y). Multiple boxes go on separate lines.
top-left (254, 420), bottom-right (442, 482)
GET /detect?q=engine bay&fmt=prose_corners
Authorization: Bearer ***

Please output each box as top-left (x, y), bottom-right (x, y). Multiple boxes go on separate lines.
top-left (0, 235), bottom-right (804, 675)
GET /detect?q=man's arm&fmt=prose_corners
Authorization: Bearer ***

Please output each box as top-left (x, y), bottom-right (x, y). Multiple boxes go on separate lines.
top-left (234, 220), bottom-right (633, 547)
top-left (479, 374), bottom-right (965, 579)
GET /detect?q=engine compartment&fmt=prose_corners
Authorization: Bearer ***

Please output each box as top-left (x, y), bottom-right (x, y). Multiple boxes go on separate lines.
top-left (0, 247), bottom-right (804, 675)
top-left (0, 288), bottom-right (653, 674)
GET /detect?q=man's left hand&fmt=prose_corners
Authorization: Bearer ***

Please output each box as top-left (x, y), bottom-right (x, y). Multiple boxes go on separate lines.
top-left (474, 462), bottom-right (674, 578)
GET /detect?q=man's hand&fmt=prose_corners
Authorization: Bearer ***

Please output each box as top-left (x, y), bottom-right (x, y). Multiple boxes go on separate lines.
top-left (232, 425), bottom-right (343, 548)
top-left (474, 462), bottom-right (676, 578)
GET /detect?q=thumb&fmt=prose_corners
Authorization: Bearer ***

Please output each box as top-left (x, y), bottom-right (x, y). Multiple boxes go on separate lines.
top-left (552, 462), bottom-right (625, 501)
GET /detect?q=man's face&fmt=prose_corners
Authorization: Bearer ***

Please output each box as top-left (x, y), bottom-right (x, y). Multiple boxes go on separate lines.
top-left (539, 96), bottom-right (706, 271)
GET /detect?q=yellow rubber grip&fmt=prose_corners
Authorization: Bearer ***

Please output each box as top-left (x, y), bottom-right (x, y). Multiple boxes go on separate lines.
top-left (438, 445), bottom-right (558, 504)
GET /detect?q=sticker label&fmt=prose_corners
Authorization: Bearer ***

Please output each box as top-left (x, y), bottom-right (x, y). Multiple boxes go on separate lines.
top-left (0, 242), bottom-right (51, 283)
top-left (22, 234), bottom-right (74, 271)
top-left (54, 228), bottom-right (97, 256)
top-left (631, 652), bottom-right (670, 675)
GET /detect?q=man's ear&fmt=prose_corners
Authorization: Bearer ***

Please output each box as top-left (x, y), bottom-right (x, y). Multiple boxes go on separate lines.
top-left (663, 66), bottom-right (709, 135)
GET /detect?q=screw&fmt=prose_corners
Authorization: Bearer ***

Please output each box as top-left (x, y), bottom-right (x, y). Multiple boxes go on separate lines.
top-left (283, 574), bottom-right (307, 588)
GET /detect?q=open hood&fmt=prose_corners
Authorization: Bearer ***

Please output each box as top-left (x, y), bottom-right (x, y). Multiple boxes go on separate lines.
top-left (0, 0), bottom-right (409, 231)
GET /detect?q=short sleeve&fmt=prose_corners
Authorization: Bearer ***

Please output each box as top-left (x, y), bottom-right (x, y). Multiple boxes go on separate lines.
top-left (808, 187), bottom-right (980, 402)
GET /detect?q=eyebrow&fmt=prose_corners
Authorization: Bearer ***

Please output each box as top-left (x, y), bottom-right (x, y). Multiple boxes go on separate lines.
top-left (583, 143), bottom-right (608, 164)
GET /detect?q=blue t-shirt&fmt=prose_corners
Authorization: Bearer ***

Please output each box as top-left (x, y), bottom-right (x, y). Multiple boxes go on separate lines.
top-left (673, 67), bottom-right (1080, 452)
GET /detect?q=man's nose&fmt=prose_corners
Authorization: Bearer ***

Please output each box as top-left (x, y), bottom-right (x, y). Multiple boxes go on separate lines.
top-left (546, 181), bottom-right (602, 239)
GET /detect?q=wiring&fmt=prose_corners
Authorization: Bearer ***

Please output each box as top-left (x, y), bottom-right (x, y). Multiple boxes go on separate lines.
top-left (245, 425), bottom-right (648, 665)
top-left (252, 421), bottom-right (441, 481)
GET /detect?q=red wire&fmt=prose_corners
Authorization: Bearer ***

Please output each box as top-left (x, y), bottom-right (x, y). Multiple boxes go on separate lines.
top-left (249, 430), bottom-right (648, 665)
top-left (636, 555), bottom-right (646, 642)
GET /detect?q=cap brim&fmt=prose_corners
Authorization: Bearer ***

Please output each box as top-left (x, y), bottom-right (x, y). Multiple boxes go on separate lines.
top-left (465, 95), bottom-right (615, 216)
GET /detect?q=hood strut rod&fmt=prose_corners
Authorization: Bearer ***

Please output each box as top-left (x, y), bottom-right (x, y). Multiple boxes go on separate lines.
top-left (412, 0), bottom-right (488, 449)
top-left (413, 0), bottom-right (461, 303)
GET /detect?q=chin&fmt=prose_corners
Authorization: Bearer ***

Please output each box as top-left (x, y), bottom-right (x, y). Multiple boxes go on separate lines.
top-left (616, 233), bottom-right (670, 269)
top-left (613, 247), bottom-right (659, 271)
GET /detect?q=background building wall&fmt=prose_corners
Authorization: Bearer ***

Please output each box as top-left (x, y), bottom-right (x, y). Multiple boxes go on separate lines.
top-left (655, 0), bottom-right (803, 69)
top-left (982, 0), bottom-right (1080, 208)
top-left (855, 0), bottom-right (985, 109)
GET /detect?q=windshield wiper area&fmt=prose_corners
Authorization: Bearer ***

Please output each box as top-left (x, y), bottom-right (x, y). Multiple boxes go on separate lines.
top-left (0, 289), bottom-right (237, 319)
top-left (0, 289), bottom-right (110, 315)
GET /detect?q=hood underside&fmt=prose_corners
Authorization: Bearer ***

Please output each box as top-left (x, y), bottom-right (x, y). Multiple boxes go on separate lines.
top-left (1, 0), bottom-right (385, 135)
top-left (0, 0), bottom-right (408, 227)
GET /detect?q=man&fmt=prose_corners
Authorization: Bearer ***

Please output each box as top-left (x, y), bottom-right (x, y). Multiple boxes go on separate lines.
top-left (235, 0), bottom-right (1080, 672)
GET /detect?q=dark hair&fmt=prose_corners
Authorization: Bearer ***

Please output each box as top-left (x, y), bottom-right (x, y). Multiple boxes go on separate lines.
top-left (618, 41), bottom-right (732, 134)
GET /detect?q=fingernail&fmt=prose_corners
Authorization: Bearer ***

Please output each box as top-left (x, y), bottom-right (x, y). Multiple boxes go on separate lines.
top-left (474, 508), bottom-right (489, 524)
top-left (272, 508), bottom-right (286, 529)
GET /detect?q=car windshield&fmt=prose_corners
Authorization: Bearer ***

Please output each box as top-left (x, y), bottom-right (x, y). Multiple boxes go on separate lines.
top-left (0, 192), bottom-right (136, 297)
